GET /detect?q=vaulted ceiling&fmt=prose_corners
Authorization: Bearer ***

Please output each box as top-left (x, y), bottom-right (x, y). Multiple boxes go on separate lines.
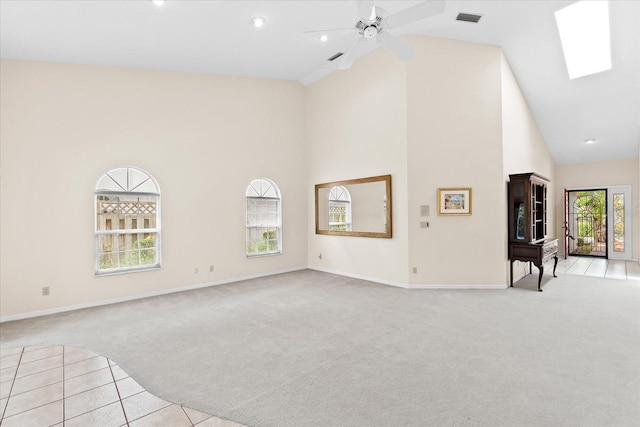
top-left (1, 0), bottom-right (638, 164)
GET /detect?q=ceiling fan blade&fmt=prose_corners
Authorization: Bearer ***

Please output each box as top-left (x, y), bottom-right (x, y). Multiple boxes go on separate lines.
top-left (356, 0), bottom-right (376, 23)
top-left (377, 31), bottom-right (414, 61)
top-left (385, 0), bottom-right (446, 29)
top-left (304, 27), bottom-right (355, 34)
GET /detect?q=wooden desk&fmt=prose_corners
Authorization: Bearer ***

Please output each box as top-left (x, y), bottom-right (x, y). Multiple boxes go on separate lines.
top-left (510, 239), bottom-right (558, 291)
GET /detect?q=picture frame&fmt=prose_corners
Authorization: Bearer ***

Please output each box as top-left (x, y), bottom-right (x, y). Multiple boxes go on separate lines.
top-left (437, 188), bottom-right (472, 215)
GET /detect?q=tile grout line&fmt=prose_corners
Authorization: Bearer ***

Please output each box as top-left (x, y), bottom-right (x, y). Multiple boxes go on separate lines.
top-left (108, 358), bottom-right (130, 426)
top-left (0, 346), bottom-right (25, 422)
top-left (181, 406), bottom-right (196, 426)
top-left (125, 399), bottom-right (175, 425)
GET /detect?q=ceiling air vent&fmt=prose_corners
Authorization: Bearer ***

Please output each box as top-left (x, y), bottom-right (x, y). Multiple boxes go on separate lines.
top-left (328, 52), bottom-right (344, 61)
top-left (456, 13), bottom-right (482, 23)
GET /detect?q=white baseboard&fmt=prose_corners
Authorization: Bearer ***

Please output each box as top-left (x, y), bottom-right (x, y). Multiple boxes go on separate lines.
top-left (309, 267), bottom-right (508, 290)
top-left (310, 266), bottom-right (407, 288)
top-left (0, 266), bottom-right (307, 323)
top-left (405, 283), bottom-right (508, 290)
top-left (1, 266), bottom-right (509, 322)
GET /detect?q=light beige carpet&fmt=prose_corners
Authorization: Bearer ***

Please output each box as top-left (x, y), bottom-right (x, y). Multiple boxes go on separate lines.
top-left (1, 270), bottom-right (639, 426)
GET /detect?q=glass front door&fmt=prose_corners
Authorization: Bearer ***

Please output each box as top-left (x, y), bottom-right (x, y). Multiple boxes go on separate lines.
top-left (566, 189), bottom-right (607, 257)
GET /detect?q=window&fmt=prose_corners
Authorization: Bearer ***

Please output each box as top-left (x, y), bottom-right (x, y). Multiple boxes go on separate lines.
top-left (329, 186), bottom-right (351, 231)
top-left (246, 178), bottom-right (281, 256)
top-left (555, 1), bottom-right (611, 79)
top-left (95, 166), bottom-right (161, 275)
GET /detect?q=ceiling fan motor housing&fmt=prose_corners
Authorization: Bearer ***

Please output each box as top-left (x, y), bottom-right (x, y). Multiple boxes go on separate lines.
top-left (356, 14), bottom-right (383, 38)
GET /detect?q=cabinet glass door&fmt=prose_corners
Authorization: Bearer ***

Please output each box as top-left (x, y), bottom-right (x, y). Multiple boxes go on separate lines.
top-left (513, 182), bottom-right (525, 240)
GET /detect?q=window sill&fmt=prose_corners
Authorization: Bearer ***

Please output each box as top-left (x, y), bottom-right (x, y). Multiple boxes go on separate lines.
top-left (246, 252), bottom-right (282, 259)
top-left (95, 264), bottom-right (161, 277)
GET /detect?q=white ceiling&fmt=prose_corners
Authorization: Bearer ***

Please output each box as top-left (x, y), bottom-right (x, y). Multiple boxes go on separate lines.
top-left (1, 0), bottom-right (638, 164)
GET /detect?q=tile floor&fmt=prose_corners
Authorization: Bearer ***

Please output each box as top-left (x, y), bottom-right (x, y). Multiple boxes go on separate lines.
top-left (552, 257), bottom-right (640, 280)
top-left (0, 346), bottom-right (246, 427)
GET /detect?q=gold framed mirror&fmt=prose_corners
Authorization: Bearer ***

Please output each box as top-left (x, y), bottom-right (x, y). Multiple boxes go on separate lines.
top-left (315, 175), bottom-right (392, 238)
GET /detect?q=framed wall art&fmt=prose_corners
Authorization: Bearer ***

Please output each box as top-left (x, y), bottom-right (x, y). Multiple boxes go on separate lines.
top-left (437, 188), bottom-right (472, 215)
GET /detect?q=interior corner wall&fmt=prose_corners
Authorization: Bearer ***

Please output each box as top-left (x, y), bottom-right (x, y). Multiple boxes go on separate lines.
top-left (500, 53), bottom-right (557, 282)
top-left (406, 35), bottom-right (506, 286)
top-left (305, 49), bottom-right (410, 285)
top-left (0, 60), bottom-right (308, 319)
top-left (555, 157), bottom-right (639, 260)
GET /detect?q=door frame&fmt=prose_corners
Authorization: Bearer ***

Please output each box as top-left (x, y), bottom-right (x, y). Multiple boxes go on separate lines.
top-left (563, 185), bottom-right (633, 260)
top-left (608, 185), bottom-right (632, 260)
top-left (565, 188), bottom-right (608, 258)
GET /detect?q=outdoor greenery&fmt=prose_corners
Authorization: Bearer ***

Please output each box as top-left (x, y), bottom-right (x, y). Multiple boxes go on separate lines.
top-left (99, 235), bottom-right (156, 269)
top-left (573, 191), bottom-right (606, 254)
top-left (247, 228), bottom-right (278, 254)
top-left (613, 194), bottom-right (625, 251)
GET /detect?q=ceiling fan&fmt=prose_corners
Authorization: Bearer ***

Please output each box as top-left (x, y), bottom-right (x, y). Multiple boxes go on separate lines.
top-left (302, 0), bottom-right (446, 83)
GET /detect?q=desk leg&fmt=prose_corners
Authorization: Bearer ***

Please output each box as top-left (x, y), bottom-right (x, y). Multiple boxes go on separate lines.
top-left (510, 260), bottom-right (514, 287)
top-left (553, 255), bottom-right (558, 278)
top-left (529, 262), bottom-right (532, 274)
top-left (537, 265), bottom-right (544, 292)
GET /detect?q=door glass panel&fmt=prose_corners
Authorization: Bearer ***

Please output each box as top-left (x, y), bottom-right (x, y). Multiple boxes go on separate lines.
top-left (613, 193), bottom-right (624, 252)
top-left (567, 190), bottom-right (607, 257)
top-left (513, 182), bottom-right (525, 240)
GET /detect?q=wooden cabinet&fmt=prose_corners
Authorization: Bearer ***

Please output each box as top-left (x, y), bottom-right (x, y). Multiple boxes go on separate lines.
top-left (508, 173), bottom-right (558, 291)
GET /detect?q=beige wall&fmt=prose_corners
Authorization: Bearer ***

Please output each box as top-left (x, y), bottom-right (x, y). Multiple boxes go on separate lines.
top-left (0, 35), bottom-right (568, 318)
top-left (501, 54), bottom-right (557, 281)
top-left (555, 158), bottom-right (639, 260)
top-left (307, 35), bottom-right (554, 287)
top-left (0, 60), bottom-right (308, 318)
top-left (305, 48), bottom-right (410, 285)
top-left (406, 36), bottom-right (506, 286)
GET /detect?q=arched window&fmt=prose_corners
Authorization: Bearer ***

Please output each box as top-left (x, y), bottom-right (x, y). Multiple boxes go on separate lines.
top-left (246, 178), bottom-right (281, 256)
top-left (329, 185), bottom-right (352, 231)
top-left (95, 166), bottom-right (161, 274)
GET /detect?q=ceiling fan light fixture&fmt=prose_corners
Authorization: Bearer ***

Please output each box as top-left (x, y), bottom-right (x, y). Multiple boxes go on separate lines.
top-left (363, 26), bottom-right (378, 39)
top-left (251, 16), bottom-right (266, 28)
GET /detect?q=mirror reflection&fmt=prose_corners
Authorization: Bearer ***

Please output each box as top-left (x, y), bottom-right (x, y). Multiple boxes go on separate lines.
top-left (315, 175), bottom-right (392, 238)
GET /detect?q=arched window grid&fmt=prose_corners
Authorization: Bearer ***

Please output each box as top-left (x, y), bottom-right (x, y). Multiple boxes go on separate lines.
top-left (329, 185), bottom-right (352, 232)
top-left (246, 178), bottom-right (282, 257)
top-left (94, 166), bottom-right (161, 275)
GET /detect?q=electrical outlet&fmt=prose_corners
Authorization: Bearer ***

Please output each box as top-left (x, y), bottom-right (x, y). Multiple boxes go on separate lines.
top-left (209, 265), bottom-right (214, 272)
top-left (412, 267), bottom-right (418, 274)
top-left (420, 221), bottom-right (430, 228)
top-left (318, 253), bottom-right (322, 260)
top-left (42, 286), bottom-right (50, 296)
top-left (194, 267), bottom-right (199, 274)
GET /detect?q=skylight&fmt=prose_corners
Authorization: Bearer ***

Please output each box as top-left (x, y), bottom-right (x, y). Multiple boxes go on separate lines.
top-left (555, 1), bottom-right (612, 79)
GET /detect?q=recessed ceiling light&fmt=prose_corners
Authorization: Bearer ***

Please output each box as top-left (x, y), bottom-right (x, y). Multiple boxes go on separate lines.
top-left (555, 1), bottom-right (612, 79)
top-left (584, 139), bottom-right (596, 144)
top-left (251, 16), bottom-right (266, 28)
top-left (319, 35), bottom-right (328, 42)
top-left (152, 0), bottom-right (165, 6)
